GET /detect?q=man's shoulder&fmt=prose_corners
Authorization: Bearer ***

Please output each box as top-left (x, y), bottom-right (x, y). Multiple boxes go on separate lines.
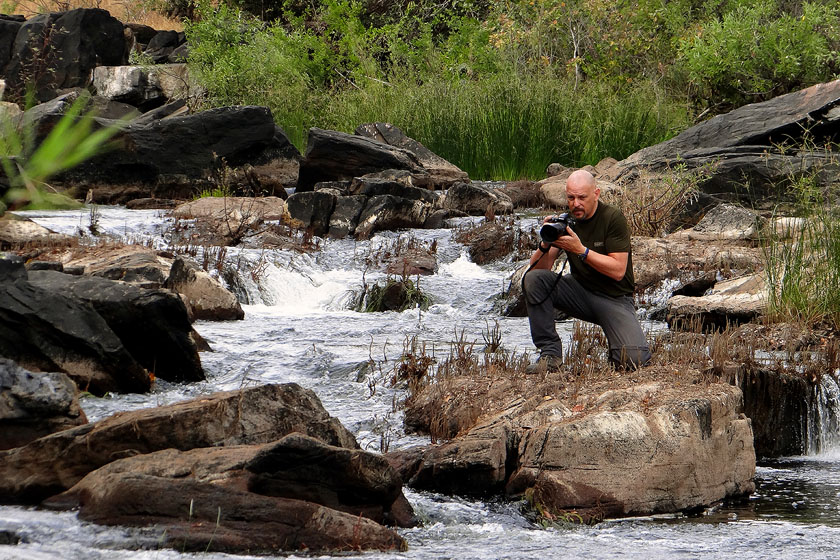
top-left (595, 202), bottom-right (628, 224)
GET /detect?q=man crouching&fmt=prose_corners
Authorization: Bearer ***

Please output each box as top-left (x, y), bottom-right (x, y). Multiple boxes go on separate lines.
top-left (524, 169), bottom-right (651, 372)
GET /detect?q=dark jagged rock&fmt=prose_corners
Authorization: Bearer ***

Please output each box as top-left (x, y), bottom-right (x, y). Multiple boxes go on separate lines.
top-left (3, 9), bottom-right (126, 101)
top-left (354, 122), bottom-right (469, 189)
top-left (0, 259), bottom-right (152, 395)
top-left (297, 127), bottom-right (426, 191)
top-left (355, 194), bottom-right (433, 239)
top-left (615, 80), bottom-right (840, 207)
top-left (27, 270), bottom-right (205, 384)
top-left (286, 190), bottom-right (337, 236)
top-left (0, 357), bottom-right (87, 450)
top-left (58, 106), bottom-right (300, 202)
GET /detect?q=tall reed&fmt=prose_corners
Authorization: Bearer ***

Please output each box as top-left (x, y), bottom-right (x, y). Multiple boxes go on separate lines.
top-left (763, 177), bottom-right (840, 329)
top-left (324, 74), bottom-right (688, 179)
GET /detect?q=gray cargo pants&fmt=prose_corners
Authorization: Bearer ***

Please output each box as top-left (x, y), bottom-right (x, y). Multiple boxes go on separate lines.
top-left (523, 269), bottom-right (651, 370)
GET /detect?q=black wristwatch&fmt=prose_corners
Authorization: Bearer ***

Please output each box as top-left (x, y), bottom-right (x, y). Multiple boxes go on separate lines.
top-left (538, 243), bottom-right (550, 253)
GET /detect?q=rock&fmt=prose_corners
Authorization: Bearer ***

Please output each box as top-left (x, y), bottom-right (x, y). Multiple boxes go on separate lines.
top-left (405, 415), bottom-right (516, 496)
top-left (0, 215), bottom-right (74, 249)
top-left (455, 221), bottom-right (528, 265)
top-left (27, 270), bottom-right (206, 384)
top-left (3, 9), bottom-right (126, 101)
top-left (355, 122), bottom-right (469, 189)
top-left (48, 432), bottom-right (416, 529)
top-left (69, 474), bottom-right (406, 553)
top-left (0, 383), bottom-right (357, 504)
top-left (297, 127), bottom-right (426, 191)
top-left (61, 106), bottom-right (290, 198)
top-left (615, 80), bottom-right (840, 207)
top-left (246, 433), bottom-right (415, 527)
top-left (666, 273), bottom-right (768, 331)
top-left (443, 182), bottom-right (513, 216)
top-left (0, 261), bottom-right (152, 395)
top-left (124, 197), bottom-right (182, 209)
top-left (124, 22), bottom-right (157, 45)
top-left (401, 378), bottom-right (755, 521)
top-left (0, 357), bottom-right (87, 450)
top-left (63, 245), bottom-right (172, 288)
top-left (350, 171), bottom-right (440, 205)
top-left (172, 196), bottom-right (288, 222)
top-left (327, 195), bottom-right (367, 238)
top-left (506, 385), bottom-right (755, 521)
top-left (721, 364), bottom-right (812, 458)
top-left (165, 256), bottom-right (244, 321)
top-left (171, 196), bottom-right (289, 244)
top-left (383, 247), bottom-right (437, 276)
top-left (143, 30), bottom-right (182, 63)
top-left (0, 17), bottom-right (23, 72)
top-left (355, 194), bottom-right (433, 239)
top-left (669, 203), bottom-right (768, 242)
top-left (285, 191), bottom-right (337, 236)
top-left (92, 64), bottom-right (190, 111)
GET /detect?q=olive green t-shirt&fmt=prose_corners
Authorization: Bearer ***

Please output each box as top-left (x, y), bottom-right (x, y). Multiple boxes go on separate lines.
top-left (565, 202), bottom-right (635, 297)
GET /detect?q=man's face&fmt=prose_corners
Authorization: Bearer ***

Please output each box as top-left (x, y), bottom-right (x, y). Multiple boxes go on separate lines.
top-left (566, 179), bottom-right (600, 220)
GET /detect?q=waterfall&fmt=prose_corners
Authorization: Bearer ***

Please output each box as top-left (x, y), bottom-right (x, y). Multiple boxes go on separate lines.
top-left (807, 373), bottom-right (840, 455)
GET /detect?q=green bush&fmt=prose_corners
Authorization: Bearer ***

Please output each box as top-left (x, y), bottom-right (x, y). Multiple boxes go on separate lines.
top-left (185, 1), bottom-right (689, 178)
top-left (676, 0), bottom-right (840, 110)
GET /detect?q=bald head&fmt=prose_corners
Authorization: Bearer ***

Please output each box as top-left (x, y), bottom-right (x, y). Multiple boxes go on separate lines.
top-left (565, 169), bottom-right (600, 220)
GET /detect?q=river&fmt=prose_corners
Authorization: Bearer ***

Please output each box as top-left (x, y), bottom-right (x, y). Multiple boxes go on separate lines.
top-left (2, 206), bottom-right (839, 560)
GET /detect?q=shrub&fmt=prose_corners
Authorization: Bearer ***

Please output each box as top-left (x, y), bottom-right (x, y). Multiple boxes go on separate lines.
top-left (676, 0), bottom-right (840, 110)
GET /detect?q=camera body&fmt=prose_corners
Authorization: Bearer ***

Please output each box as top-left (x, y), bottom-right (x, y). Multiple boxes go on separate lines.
top-left (539, 213), bottom-right (577, 243)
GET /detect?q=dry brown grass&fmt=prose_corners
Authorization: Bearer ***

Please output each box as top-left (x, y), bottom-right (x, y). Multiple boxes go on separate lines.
top-left (11, 0), bottom-right (183, 30)
top-left (400, 319), bottom-right (840, 442)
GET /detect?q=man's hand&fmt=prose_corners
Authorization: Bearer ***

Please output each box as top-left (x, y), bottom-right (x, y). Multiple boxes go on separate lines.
top-left (550, 227), bottom-right (585, 255)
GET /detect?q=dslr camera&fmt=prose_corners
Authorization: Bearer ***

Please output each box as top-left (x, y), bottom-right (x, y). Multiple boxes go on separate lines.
top-left (539, 213), bottom-right (577, 243)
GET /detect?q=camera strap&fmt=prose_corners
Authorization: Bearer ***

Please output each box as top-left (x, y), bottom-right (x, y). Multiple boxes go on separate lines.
top-left (512, 247), bottom-right (568, 306)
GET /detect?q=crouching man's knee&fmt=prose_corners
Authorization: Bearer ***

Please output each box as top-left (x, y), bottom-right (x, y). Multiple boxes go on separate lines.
top-left (609, 346), bottom-right (652, 371)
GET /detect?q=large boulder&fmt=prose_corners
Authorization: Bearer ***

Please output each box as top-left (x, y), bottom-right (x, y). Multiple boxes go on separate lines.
top-left (0, 256), bottom-right (152, 395)
top-left (48, 432), bottom-right (416, 528)
top-left (0, 357), bottom-right (87, 450)
top-left (297, 127), bottom-right (427, 191)
top-left (62, 473), bottom-right (406, 553)
top-left (615, 80), bottom-right (840, 207)
top-left (2, 9), bottom-right (127, 101)
top-left (396, 380), bottom-right (755, 522)
top-left (58, 106), bottom-right (300, 202)
top-left (507, 385), bottom-right (754, 521)
top-left (0, 383), bottom-right (358, 504)
top-left (355, 122), bottom-right (469, 189)
top-left (27, 270), bottom-right (205, 384)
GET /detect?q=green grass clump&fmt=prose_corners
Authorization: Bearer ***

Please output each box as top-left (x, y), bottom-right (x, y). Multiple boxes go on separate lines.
top-left (763, 174), bottom-right (840, 330)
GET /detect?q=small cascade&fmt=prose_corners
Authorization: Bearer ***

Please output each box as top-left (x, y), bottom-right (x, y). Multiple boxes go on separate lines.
top-left (807, 373), bottom-right (840, 455)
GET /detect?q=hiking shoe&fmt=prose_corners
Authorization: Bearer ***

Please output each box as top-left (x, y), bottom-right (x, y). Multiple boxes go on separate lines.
top-left (525, 354), bottom-right (563, 374)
